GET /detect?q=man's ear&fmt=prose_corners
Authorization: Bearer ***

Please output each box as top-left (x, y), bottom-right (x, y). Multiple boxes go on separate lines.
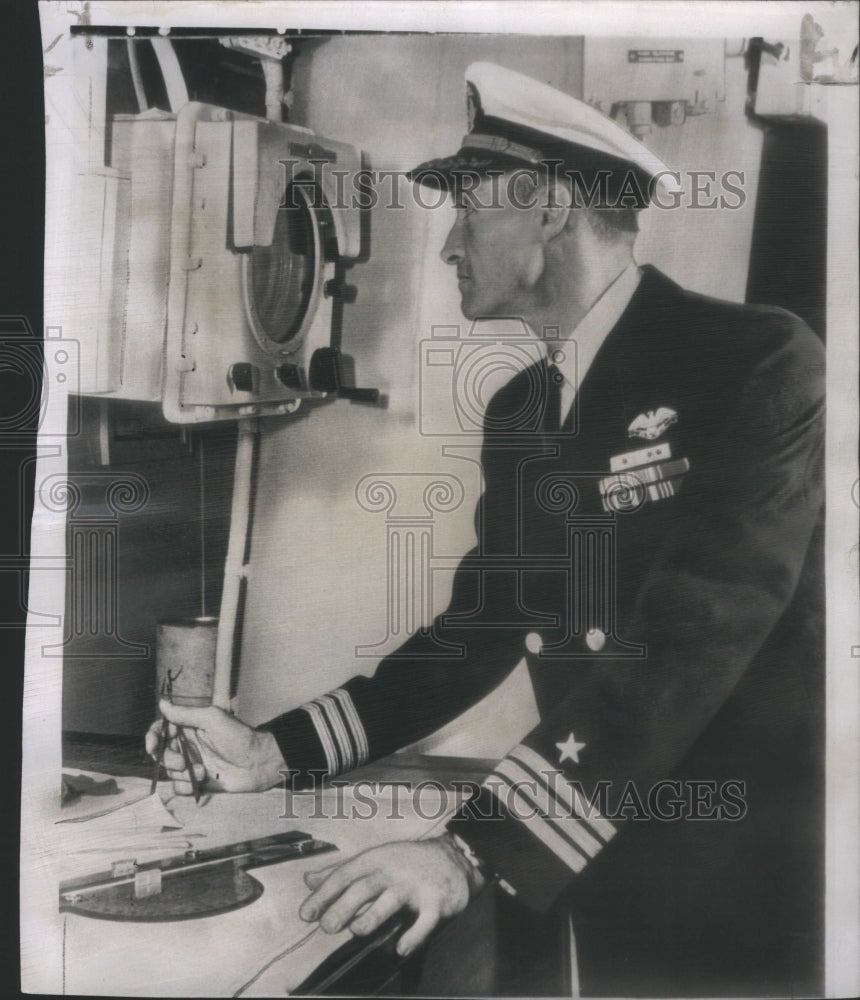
top-left (539, 179), bottom-right (572, 241)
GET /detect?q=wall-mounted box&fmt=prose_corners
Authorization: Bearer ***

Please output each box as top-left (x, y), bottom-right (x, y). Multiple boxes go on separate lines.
top-left (77, 102), bottom-right (364, 422)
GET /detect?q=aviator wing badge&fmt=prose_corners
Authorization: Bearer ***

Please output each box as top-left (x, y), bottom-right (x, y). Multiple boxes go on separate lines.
top-left (627, 406), bottom-right (678, 441)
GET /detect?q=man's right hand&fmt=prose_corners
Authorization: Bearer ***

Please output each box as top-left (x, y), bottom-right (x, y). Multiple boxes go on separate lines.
top-left (145, 700), bottom-right (288, 794)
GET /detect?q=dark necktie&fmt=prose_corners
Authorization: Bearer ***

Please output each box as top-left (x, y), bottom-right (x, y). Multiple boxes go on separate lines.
top-left (544, 362), bottom-right (565, 433)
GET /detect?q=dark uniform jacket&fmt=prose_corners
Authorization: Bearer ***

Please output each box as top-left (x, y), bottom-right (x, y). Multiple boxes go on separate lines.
top-left (265, 265), bottom-right (825, 997)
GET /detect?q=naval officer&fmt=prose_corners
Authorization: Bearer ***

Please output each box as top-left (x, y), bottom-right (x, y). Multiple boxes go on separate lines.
top-left (149, 63), bottom-right (825, 996)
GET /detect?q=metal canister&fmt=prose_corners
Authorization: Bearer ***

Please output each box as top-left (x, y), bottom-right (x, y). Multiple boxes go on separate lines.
top-left (155, 617), bottom-right (219, 706)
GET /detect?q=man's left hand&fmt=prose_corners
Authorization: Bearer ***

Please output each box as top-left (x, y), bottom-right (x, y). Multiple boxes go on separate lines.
top-left (299, 835), bottom-right (486, 956)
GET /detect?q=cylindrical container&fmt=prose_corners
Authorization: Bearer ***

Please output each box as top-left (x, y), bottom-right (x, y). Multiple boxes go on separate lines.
top-left (155, 617), bottom-right (219, 706)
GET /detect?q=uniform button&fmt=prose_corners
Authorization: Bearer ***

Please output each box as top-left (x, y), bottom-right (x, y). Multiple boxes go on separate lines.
top-left (585, 628), bottom-right (606, 652)
top-left (525, 632), bottom-right (543, 654)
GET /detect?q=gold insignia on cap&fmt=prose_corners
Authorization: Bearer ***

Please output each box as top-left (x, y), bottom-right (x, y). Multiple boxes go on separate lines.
top-left (627, 407), bottom-right (678, 441)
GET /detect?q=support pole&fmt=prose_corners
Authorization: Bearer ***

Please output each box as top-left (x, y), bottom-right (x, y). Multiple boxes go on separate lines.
top-left (213, 418), bottom-right (259, 710)
top-left (212, 46), bottom-right (286, 711)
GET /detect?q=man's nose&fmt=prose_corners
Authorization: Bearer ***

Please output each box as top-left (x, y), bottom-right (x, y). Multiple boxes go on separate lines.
top-left (440, 218), bottom-right (463, 265)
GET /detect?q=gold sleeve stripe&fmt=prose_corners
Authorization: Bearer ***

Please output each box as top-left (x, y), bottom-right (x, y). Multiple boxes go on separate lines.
top-left (331, 688), bottom-right (370, 766)
top-left (301, 701), bottom-right (339, 775)
top-left (495, 758), bottom-right (603, 859)
top-left (484, 772), bottom-right (589, 874)
top-left (509, 744), bottom-right (616, 843)
top-left (315, 695), bottom-right (355, 771)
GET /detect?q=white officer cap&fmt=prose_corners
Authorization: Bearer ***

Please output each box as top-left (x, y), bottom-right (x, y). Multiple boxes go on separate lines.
top-left (411, 61), bottom-right (681, 205)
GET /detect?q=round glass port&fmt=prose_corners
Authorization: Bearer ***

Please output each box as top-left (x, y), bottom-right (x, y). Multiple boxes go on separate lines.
top-left (245, 183), bottom-right (318, 347)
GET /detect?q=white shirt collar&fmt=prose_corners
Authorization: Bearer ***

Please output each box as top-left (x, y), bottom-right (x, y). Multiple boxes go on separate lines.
top-left (545, 263), bottom-right (641, 419)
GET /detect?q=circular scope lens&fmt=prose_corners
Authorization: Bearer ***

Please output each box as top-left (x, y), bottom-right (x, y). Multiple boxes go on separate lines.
top-left (247, 183), bottom-right (317, 345)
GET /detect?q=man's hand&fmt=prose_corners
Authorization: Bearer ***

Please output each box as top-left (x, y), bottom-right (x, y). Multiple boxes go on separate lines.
top-left (145, 700), bottom-right (287, 794)
top-left (299, 835), bottom-right (486, 957)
